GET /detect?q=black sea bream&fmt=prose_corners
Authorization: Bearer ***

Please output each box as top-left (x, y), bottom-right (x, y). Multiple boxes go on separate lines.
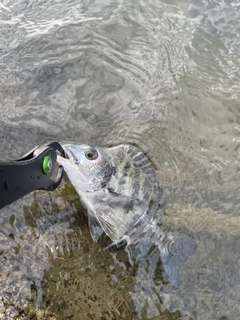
top-left (57, 144), bottom-right (196, 285)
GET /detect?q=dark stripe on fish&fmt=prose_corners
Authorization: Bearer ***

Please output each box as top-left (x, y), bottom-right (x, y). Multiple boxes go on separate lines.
top-left (126, 146), bottom-right (163, 215)
top-left (132, 167), bottom-right (141, 198)
top-left (118, 158), bottom-right (133, 188)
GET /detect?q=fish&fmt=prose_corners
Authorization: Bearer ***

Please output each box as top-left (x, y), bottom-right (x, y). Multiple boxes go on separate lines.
top-left (57, 144), bottom-right (196, 285)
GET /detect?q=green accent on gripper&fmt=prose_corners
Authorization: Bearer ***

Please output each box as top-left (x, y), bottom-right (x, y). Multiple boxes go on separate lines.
top-left (42, 156), bottom-right (52, 175)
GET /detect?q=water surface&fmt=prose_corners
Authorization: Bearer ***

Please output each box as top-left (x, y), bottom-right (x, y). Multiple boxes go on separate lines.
top-left (0, 0), bottom-right (240, 319)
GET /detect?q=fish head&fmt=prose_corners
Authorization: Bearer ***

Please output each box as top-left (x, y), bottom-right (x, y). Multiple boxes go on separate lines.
top-left (57, 144), bottom-right (115, 192)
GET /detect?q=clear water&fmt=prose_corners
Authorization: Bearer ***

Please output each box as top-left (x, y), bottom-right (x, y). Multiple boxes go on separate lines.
top-left (0, 0), bottom-right (240, 319)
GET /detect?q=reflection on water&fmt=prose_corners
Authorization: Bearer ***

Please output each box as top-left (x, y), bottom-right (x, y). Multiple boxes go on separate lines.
top-left (0, 0), bottom-right (240, 319)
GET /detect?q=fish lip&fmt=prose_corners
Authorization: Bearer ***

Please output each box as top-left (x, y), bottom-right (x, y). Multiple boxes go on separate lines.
top-left (62, 149), bottom-right (69, 159)
top-left (60, 146), bottom-right (78, 162)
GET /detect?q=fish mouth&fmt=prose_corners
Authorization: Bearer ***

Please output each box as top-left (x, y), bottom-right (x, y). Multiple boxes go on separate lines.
top-left (57, 146), bottom-right (78, 162)
top-left (63, 149), bottom-right (70, 159)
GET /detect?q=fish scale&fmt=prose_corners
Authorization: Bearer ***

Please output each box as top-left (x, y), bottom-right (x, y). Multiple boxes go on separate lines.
top-left (57, 143), bottom-right (196, 285)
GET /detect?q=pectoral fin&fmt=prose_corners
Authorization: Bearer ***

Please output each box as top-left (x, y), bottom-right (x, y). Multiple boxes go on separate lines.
top-left (88, 215), bottom-right (104, 242)
top-left (97, 215), bottom-right (119, 242)
top-left (88, 212), bottom-right (119, 243)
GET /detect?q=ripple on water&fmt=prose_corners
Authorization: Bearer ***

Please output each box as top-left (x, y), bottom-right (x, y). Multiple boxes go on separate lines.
top-left (0, 187), bottom-right (80, 313)
top-left (0, 0), bottom-right (240, 319)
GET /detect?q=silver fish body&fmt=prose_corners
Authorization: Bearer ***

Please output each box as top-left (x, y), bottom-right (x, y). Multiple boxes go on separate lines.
top-left (58, 144), bottom-right (196, 285)
top-left (57, 144), bottom-right (163, 243)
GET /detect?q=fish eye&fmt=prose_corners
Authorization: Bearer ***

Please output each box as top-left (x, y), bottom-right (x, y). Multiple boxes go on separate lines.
top-left (85, 149), bottom-right (98, 160)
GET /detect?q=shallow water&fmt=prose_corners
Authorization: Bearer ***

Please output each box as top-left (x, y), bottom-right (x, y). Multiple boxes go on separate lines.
top-left (0, 0), bottom-right (240, 319)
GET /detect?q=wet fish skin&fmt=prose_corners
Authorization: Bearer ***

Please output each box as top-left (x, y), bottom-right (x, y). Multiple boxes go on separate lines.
top-left (57, 144), bottom-right (162, 242)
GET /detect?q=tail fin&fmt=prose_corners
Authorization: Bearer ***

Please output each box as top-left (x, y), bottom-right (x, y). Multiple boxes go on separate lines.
top-left (159, 232), bottom-right (197, 286)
